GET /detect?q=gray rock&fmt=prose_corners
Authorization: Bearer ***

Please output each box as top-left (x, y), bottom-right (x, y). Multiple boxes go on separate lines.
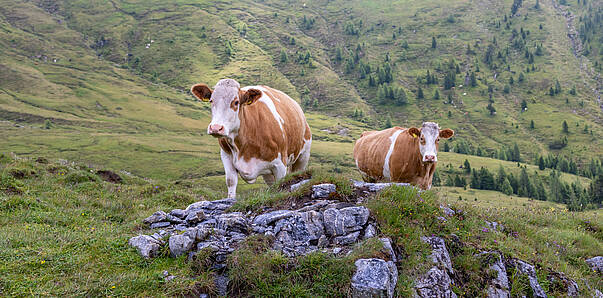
top-left (414, 267), bottom-right (457, 298)
top-left (595, 290), bottom-right (603, 298)
top-left (150, 221), bottom-right (171, 229)
top-left (215, 273), bottom-right (229, 297)
top-left (169, 233), bottom-right (195, 257)
top-left (253, 210), bottom-right (293, 226)
top-left (479, 252), bottom-right (509, 298)
top-left (326, 202), bottom-right (357, 210)
top-left (323, 206), bottom-right (370, 236)
top-left (351, 258), bottom-right (398, 298)
top-left (143, 211), bottom-right (167, 224)
top-left (296, 200), bottom-right (335, 212)
top-left (333, 247), bottom-right (342, 254)
top-left (363, 224), bottom-right (377, 240)
top-left (352, 180), bottom-right (411, 192)
top-left (274, 211), bottom-right (325, 257)
top-left (421, 236), bottom-right (453, 274)
top-left (512, 259), bottom-right (547, 298)
top-left (186, 198), bottom-right (236, 216)
top-left (185, 209), bottom-right (206, 225)
top-left (312, 183), bottom-right (336, 199)
top-left (566, 278), bottom-right (579, 297)
top-left (162, 270), bottom-right (176, 281)
top-left (199, 294), bottom-right (209, 298)
top-left (379, 238), bottom-right (397, 263)
top-left (586, 256), bottom-right (603, 273)
top-left (129, 235), bottom-right (163, 258)
top-left (317, 235), bottom-right (329, 248)
top-left (216, 212), bottom-right (248, 234)
top-left (290, 179), bottom-right (310, 192)
top-left (166, 214), bottom-right (185, 224)
top-left (169, 209), bottom-right (187, 219)
top-left (333, 231), bottom-right (361, 246)
top-left (188, 226), bottom-right (210, 241)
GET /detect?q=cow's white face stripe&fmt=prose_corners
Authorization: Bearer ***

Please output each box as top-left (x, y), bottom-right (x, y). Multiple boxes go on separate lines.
top-left (419, 122), bottom-right (440, 162)
top-left (383, 129), bottom-right (404, 180)
top-left (208, 79), bottom-right (241, 138)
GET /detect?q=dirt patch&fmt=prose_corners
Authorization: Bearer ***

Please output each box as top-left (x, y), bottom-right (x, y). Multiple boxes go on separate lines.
top-left (35, 157), bottom-right (49, 164)
top-left (277, 171), bottom-right (313, 192)
top-left (96, 170), bottom-right (123, 183)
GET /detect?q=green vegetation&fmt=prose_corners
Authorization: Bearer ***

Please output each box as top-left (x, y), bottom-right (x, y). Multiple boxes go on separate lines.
top-left (0, 155), bottom-right (601, 296)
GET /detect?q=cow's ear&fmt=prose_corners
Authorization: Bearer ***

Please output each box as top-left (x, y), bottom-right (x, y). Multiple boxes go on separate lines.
top-left (191, 84), bottom-right (212, 102)
top-left (439, 129), bottom-right (454, 139)
top-left (241, 88), bottom-right (262, 105)
top-left (408, 127), bottom-right (421, 139)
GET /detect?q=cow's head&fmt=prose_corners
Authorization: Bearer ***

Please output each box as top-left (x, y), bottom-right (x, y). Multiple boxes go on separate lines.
top-left (408, 122), bottom-right (454, 163)
top-left (191, 79), bottom-right (262, 138)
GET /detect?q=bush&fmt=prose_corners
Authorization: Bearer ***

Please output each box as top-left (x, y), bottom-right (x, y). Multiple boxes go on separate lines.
top-left (63, 170), bottom-right (100, 185)
top-left (0, 173), bottom-right (25, 194)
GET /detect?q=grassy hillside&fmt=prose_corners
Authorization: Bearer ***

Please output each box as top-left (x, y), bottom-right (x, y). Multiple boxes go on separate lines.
top-left (0, 155), bottom-right (601, 296)
top-left (0, 0), bottom-right (601, 173)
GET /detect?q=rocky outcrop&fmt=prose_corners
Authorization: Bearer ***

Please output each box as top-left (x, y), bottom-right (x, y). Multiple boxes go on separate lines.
top-left (414, 236), bottom-right (457, 298)
top-left (506, 259), bottom-right (547, 298)
top-left (351, 258), bottom-right (398, 298)
top-left (129, 181), bottom-right (406, 263)
top-left (586, 256), bottom-right (603, 273)
top-left (479, 252), bottom-right (510, 298)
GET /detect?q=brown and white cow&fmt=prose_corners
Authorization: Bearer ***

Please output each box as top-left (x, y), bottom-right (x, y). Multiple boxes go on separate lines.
top-left (353, 122), bottom-right (454, 190)
top-left (191, 79), bottom-right (312, 198)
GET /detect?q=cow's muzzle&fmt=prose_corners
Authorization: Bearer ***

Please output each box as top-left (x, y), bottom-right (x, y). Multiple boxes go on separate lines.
top-left (208, 124), bottom-right (226, 137)
top-left (423, 155), bottom-right (437, 163)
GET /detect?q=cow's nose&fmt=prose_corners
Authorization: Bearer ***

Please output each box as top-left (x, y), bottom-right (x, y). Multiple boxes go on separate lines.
top-left (208, 124), bottom-right (225, 136)
top-left (424, 155), bottom-right (436, 162)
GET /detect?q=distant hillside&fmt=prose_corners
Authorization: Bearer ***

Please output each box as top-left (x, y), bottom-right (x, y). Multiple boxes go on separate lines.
top-left (0, 0), bottom-right (601, 178)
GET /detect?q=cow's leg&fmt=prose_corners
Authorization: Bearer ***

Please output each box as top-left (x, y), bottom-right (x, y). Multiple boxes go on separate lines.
top-left (272, 159), bottom-right (287, 183)
top-left (221, 149), bottom-right (238, 198)
top-left (292, 139), bottom-right (312, 173)
top-left (262, 174), bottom-right (276, 186)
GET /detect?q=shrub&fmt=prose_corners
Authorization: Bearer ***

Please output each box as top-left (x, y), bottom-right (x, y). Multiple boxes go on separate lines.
top-left (63, 170), bottom-right (100, 185)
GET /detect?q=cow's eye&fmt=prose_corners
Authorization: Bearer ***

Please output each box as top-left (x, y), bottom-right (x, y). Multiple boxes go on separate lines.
top-left (234, 100), bottom-right (239, 106)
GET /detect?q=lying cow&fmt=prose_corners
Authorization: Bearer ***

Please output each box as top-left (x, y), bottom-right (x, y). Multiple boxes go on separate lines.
top-left (191, 79), bottom-right (312, 198)
top-left (353, 122), bottom-right (454, 190)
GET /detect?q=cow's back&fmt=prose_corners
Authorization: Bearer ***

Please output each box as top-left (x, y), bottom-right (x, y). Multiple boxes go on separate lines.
top-left (353, 127), bottom-right (404, 181)
top-left (236, 86), bottom-right (311, 165)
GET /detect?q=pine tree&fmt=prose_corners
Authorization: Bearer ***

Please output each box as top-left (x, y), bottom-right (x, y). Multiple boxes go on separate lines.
top-left (549, 86), bottom-right (555, 96)
top-left (513, 143), bottom-right (521, 162)
top-left (562, 120), bottom-right (569, 133)
top-left (500, 178), bottom-right (513, 195)
top-left (538, 156), bottom-right (545, 170)
top-left (433, 89), bottom-right (440, 100)
top-left (521, 99), bottom-right (528, 111)
top-left (530, 120), bottom-right (535, 129)
top-left (470, 72), bottom-right (477, 87)
top-left (417, 86), bottom-right (424, 99)
top-left (280, 49), bottom-right (288, 63)
top-left (335, 47), bottom-right (343, 61)
top-left (432, 36), bottom-right (437, 49)
top-left (443, 142), bottom-right (450, 152)
top-left (555, 79), bottom-right (562, 94)
top-left (464, 159), bottom-right (471, 173)
top-left (384, 117), bottom-right (393, 128)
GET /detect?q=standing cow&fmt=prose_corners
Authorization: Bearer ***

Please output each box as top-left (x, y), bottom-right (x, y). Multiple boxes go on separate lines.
top-left (353, 122), bottom-right (454, 190)
top-left (190, 79), bottom-right (312, 198)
